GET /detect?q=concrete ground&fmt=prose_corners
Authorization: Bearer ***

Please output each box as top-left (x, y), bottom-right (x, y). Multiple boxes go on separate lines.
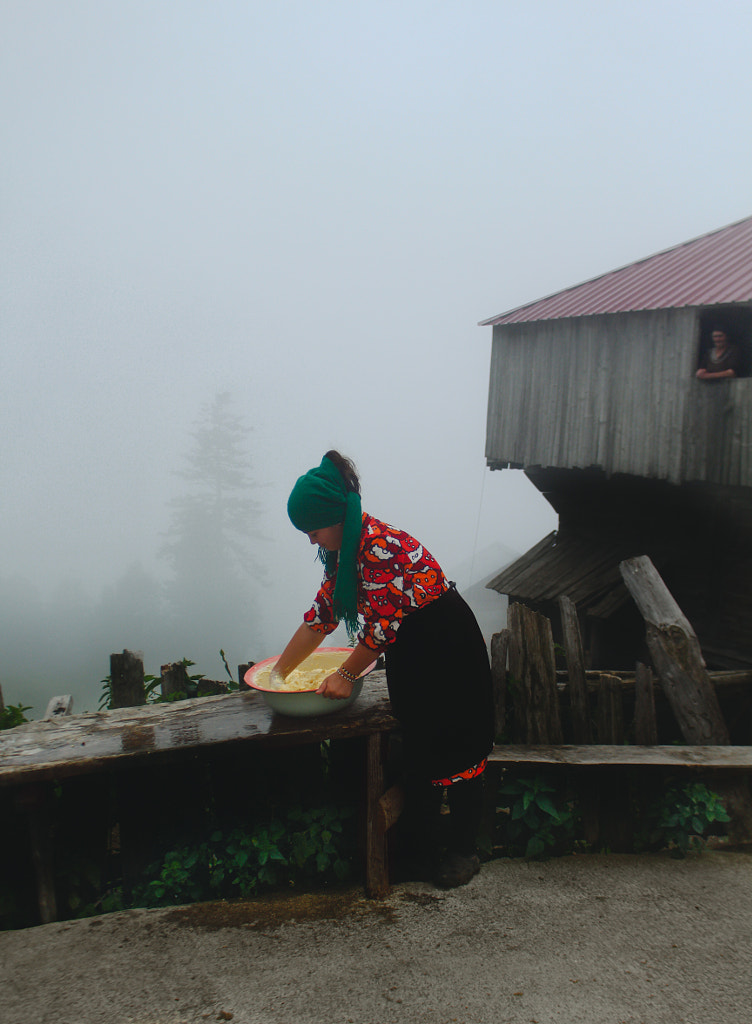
top-left (1, 851), bottom-right (750, 1024)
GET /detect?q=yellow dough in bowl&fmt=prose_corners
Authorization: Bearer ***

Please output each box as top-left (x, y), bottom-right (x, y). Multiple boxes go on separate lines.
top-left (256, 665), bottom-right (332, 692)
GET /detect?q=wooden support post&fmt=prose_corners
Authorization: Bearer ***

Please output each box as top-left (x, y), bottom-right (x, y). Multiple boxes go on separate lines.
top-left (110, 650), bottom-right (146, 709)
top-left (620, 555), bottom-right (752, 842)
top-left (634, 662), bottom-right (658, 745)
top-left (490, 629), bottom-right (509, 740)
top-left (558, 595), bottom-right (592, 743)
top-left (619, 557), bottom-right (730, 745)
top-left (16, 785), bottom-right (57, 924)
top-left (365, 732), bottom-right (390, 898)
top-left (377, 784), bottom-right (405, 833)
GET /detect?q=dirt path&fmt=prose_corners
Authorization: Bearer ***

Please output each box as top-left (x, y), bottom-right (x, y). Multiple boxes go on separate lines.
top-left (1, 852), bottom-right (750, 1024)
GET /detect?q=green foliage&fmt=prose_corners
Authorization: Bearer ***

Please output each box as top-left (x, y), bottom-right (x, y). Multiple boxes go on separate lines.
top-left (99, 656), bottom-right (239, 709)
top-left (134, 803), bottom-right (354, 908)
top-left (635, 782), bottom-right (730, 858)
top-left (495, 773), bottom-right (577, 859)
top-left (0, 703), bottom-right (32, 730)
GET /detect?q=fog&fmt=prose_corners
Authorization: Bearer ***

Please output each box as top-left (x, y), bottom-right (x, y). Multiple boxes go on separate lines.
top-left (3, 1), bottom-right (751, 715)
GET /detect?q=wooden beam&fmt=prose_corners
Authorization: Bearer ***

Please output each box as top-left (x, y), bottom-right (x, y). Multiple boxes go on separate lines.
top-left (0, 674), bottom-right (398, 787)
top-left (488, 744), bottom-right (752, 768)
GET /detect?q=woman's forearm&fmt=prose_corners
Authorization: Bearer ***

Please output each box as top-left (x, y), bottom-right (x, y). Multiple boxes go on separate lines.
top-left (274, 622), bottom-right (325, 676)
top-left (340, 642), bottom-right (384, 678)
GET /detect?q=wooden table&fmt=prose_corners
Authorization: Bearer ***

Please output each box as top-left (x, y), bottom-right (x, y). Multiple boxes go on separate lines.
top-left (0, 673), bottom-right (398, 922)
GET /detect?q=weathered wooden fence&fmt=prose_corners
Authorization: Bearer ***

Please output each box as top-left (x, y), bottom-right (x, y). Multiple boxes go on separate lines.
top-left (487, 555), bottom-right (752, 847)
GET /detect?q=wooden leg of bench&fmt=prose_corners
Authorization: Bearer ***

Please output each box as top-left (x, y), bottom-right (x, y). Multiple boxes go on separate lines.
top-left (16, 785), bottom-right (57, 924)
top-left (365, 732), bottom-right (390, 898)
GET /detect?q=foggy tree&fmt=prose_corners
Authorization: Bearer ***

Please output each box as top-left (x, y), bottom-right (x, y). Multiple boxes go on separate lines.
top-left (160, 393), bottom-right (264, 671)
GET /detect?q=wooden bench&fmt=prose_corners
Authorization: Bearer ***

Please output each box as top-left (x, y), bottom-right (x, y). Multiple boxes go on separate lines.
top-left (0, 672), bottom-right (399, 922)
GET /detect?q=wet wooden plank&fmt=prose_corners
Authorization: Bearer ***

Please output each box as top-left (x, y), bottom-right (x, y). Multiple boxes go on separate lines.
top-left (0, 672), bottom-right (397, 786)
top-left (488, 744), bottom-right (752, 768)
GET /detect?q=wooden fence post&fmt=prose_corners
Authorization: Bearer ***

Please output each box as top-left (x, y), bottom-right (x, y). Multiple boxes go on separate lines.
top-left (634, 662), bottom-right (658, 745)
top-left (161, 662), bottom-right (190, 699)
top-left (558, 595), bottom-right (592, 743)
top-left (238, 663), bottom-right (255, 690)
top-left (597, 674), bottom-right (625, 745)
top-left (507, 603), bottom-right (563, 744)
top-left (490, 630), bottom-right (509, 740)
top-left (110, 650), bottom-right (146, 708)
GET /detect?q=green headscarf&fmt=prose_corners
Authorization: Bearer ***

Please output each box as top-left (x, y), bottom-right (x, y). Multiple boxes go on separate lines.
top-left (287, 455), bottom-right (362, 634)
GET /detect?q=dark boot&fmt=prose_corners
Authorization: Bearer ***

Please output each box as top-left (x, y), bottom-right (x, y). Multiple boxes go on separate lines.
top-left (434, 775), bottom-right (484, 889)
top-left (393, 777), bottom-right (442, 882)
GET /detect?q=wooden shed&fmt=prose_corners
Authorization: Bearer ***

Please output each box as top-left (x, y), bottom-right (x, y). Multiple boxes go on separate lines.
top-left (480, 215), bottom-right (752, 669)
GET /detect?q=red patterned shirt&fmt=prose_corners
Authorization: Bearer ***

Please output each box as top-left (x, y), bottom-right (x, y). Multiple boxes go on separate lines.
top-left (304, 513), bottom-right (449, 650)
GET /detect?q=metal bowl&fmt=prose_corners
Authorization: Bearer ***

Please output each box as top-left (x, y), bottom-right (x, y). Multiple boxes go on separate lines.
top-left (244, 648), bottom-right (374, 718)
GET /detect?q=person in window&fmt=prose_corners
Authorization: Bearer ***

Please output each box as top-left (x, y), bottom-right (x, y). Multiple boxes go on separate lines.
top-left (696, 328), bottom-right (741, 380)
top-left (274, 450), bottom-right (494, 888)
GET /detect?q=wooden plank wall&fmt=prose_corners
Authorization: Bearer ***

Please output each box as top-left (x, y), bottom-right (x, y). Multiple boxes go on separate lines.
top-left (485, 306), bottom-right (752, 488)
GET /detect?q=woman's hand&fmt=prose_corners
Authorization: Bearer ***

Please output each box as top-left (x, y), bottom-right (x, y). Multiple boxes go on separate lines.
top-left (316, 671), bottom-right (354, 700)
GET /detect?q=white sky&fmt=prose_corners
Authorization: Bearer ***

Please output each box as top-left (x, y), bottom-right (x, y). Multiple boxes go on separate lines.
top-left (3, 0), bottom-right (752, 682)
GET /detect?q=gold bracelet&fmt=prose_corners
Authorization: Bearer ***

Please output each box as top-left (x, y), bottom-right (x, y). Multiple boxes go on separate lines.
top-left (336, 665), bottom-right (358, 683)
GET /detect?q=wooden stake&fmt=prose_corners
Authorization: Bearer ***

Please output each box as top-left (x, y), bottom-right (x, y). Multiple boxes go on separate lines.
top-left (558, 595), bottom-right (592, 743)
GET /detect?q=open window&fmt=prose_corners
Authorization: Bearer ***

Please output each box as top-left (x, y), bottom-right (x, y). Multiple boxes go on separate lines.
top-left (696, 306), bottom-right (752, 378)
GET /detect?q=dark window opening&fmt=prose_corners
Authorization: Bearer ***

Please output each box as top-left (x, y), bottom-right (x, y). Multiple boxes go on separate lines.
top-left (696, 306), bottom-right (752, 378)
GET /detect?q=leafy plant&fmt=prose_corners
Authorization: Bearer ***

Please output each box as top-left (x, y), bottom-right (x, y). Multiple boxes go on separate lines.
top-left (495, 773), bottom-right (577, 858)
top-left (220, 649), bottom-right (239, 691)
top-left (0, 703), bottom-right (32, 730)
top-left (134, 803), bottom-right (354, 908)
top-left (635, 782), bottom-right (730, 857)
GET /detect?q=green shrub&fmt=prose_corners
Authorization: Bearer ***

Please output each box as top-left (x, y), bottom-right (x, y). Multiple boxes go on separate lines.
top-left (635, 781), bottom-right (730, 857)
top-left (134, 803), bottom-right (354, 907)
top-left (0, 704), bottom-right (32, 730)
top-left (494, 773), bottom-right (577, 859)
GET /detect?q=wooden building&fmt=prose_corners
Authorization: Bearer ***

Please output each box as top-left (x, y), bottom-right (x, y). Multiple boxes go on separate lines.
top-left (480, 215), bottom-right (752, 669)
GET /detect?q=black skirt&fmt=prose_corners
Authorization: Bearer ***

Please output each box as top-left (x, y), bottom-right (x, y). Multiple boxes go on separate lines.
top-left (384, 586), bottom-right (494, 781)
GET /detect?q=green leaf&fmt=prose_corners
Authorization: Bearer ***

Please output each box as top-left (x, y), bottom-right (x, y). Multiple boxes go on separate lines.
top-left (534, 795), bottom-right (561, 821)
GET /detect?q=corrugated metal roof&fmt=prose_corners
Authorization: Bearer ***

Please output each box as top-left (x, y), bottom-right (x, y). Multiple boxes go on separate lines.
top-left (480, 215), bottom-right (752, 327)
